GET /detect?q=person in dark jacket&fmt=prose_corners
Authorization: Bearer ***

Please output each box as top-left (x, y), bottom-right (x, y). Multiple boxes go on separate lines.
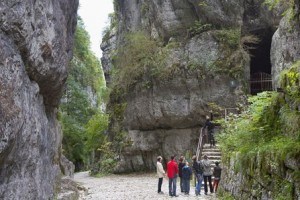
top-left (192, 155), bottom-right (203, 196)
top-left (213, 161), bottom-right (222, 192)
top-left (178, 156), bottom-right (185, 193)
top-left (167, 155), bottom-right (179, 197)
top-left (182, 162), bottom-right (192, 195)
top-left (204, 116), bottom-right (215, 147)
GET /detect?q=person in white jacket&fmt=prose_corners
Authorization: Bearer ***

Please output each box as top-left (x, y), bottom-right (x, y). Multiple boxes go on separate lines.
top-left (157, 156), bottom-right (166, 194)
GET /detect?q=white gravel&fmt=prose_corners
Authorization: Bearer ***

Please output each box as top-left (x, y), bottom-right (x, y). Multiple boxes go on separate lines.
top-left (74, 171), bottom-right (218, 200)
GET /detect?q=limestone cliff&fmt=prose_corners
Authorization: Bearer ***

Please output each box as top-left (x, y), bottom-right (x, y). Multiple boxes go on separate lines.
top-left (0, 0), bottom-right (78, 199)
top-left (219, 1), bottom-right (300, 199)
top-left (271, 3), bottom-right (300, 89)
top-left (101, 0), bottom-right (282, 173)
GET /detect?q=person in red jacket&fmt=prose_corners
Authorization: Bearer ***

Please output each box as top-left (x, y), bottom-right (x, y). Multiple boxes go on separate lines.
top-left (167, 155), bottom-right (179, 197)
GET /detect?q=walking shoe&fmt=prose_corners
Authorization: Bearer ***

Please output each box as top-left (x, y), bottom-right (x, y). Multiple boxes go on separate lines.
top-left (158, 191), bottom-right (164, 194)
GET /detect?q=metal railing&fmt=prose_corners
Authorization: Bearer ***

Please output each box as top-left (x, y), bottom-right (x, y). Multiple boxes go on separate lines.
top-left (196, 127), bottom-right (205, 161)
top-left (249, 72), bottom-right (273, 94)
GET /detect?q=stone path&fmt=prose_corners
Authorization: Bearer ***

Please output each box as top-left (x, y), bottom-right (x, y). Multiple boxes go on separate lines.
top-left (74, 171), bottom-right (217, 200)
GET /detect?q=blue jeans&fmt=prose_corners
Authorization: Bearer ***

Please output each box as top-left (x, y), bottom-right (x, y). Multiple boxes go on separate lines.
top-left (182, 178), bottom-right (190, 194)
top-left (169, 176), bottom-right (177, 196)
top-left (195, 174), bottom-right (203, 194)
top-left (180, 177), bottom-right (184, 192)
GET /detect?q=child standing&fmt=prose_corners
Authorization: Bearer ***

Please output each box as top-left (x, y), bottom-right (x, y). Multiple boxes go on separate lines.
top-left (182, 161), bottom-right (192, 195)
top-left (213, 161), bottom-right (222, 192)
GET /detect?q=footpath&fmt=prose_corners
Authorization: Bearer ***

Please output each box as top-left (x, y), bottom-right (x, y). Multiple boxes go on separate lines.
top-left (74, 171), bottom-right (217, 200)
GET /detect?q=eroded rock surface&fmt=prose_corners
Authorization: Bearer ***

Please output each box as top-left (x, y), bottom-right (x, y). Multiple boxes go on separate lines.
top-left (0, 0), bottom-right (78, 199)
top-left (271, 11), bottom-right (300, 88)
top-left (102, 0), bottom-right (281, 173)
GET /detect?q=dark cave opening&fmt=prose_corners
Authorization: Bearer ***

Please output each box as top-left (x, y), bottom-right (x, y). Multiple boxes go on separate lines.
top-left (245, 28), bottom-right (275, 94)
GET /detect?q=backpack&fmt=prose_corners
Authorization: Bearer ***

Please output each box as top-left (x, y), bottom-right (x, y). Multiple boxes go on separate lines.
top-left (198, 161), bottom-right (204, 174)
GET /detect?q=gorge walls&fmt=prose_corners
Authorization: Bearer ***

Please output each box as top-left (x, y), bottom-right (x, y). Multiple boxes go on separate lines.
top-left (101, 0), bottom-right (282, 173)
top-left (219, 1), bottom-right (300, 199)
top-left (0, 0), bottom-right (78, 199)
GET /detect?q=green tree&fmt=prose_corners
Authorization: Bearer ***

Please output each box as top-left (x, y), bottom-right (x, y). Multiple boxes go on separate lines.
top-left (59, 16), bottom-right (107, 171)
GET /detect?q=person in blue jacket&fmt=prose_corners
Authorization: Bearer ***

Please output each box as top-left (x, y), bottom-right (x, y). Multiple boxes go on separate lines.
top-left (182, 161), bottom-right (192, 195)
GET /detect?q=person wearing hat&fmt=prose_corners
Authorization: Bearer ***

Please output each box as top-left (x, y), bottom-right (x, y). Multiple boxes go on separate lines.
top-left (156, 156), bottom-right (166, 194)
top-left (213, 161), bottom-right (222, 192)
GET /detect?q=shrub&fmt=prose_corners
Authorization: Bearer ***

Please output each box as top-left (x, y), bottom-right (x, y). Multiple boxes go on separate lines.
top-left (187, 20), bottom-right (213, 37)
top-left (112, 32), bottom-right (168, 91)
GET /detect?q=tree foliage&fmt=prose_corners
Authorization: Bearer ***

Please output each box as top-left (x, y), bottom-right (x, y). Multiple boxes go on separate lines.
top-left (59, 17), bottom-right (108, 171)
top-left (217, 62), bottom-right (300, 199)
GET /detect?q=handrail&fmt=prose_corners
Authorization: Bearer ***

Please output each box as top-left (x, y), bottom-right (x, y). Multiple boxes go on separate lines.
top-left (196, 127), bottom-right (204, 161)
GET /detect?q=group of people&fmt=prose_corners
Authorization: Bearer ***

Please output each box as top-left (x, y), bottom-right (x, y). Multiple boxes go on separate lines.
top-left (156, 154), bottom-right (222, 197)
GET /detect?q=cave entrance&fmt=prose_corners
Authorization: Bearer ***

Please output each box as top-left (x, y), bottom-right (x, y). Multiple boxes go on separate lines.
top-left (246, 28), bottom-right (274, 95)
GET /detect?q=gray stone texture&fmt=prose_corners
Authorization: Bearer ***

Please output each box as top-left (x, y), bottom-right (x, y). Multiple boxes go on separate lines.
top-left (103, 0), bottom-right (257, 173)
top-left (221, 2), bottom-right (300, 199)
top-left (104, 8), bottom-right (299, 200)
top-left (0, 0), bottom-right (78, 199)
top-left (271, 12), bottom-right (300, 88)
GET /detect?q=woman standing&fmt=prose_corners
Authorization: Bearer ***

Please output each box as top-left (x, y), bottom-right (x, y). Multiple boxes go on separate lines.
top-left (156, 156), bottom-right (165, 194)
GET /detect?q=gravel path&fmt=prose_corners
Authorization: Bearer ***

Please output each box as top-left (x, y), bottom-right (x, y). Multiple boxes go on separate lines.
top-left (74, 171), bottom-right (217, 200)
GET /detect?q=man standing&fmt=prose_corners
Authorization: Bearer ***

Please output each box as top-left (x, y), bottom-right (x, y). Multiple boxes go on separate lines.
top-left (202, 155), bottom-right (214, 195)
top-left (156, 156), bottom-right (165, 194)
top-left (178, 156), bottom-right (185, 193)
top-left (167, 155), bottom-right (179, 197)
top-left (204, 116), bottom-right (215, 147)
top-left (192, 155), bottom-right (203, 196)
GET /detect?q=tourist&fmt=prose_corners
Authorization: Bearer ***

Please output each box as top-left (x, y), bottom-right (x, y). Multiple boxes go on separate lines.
top-left (204, 116), bottom-right (215, 147)
top-left (167, 155), bottom-right (179, 197)
top-left (178, 156), bottom-right (185, 193)
top-left (182, 161), bottom-right (192, 195)
top-left (156, 156), bottom-right (165, 194)
top-left (192, 155), bottom-right (203, 196)
top-left (202, 155), bottom-right (213, 195)
top-left (213, 161), bottom-right (222, 192)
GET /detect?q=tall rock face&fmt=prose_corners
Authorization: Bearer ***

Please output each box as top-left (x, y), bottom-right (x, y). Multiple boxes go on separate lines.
top-left (271, 3), bottom-right (300, 88)
top-left (0, 0), bottom-right (78, 199)
top-left (101, 0), bottom-right (281, 173)
top-left (219, 2), bottom-right (300, 200)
